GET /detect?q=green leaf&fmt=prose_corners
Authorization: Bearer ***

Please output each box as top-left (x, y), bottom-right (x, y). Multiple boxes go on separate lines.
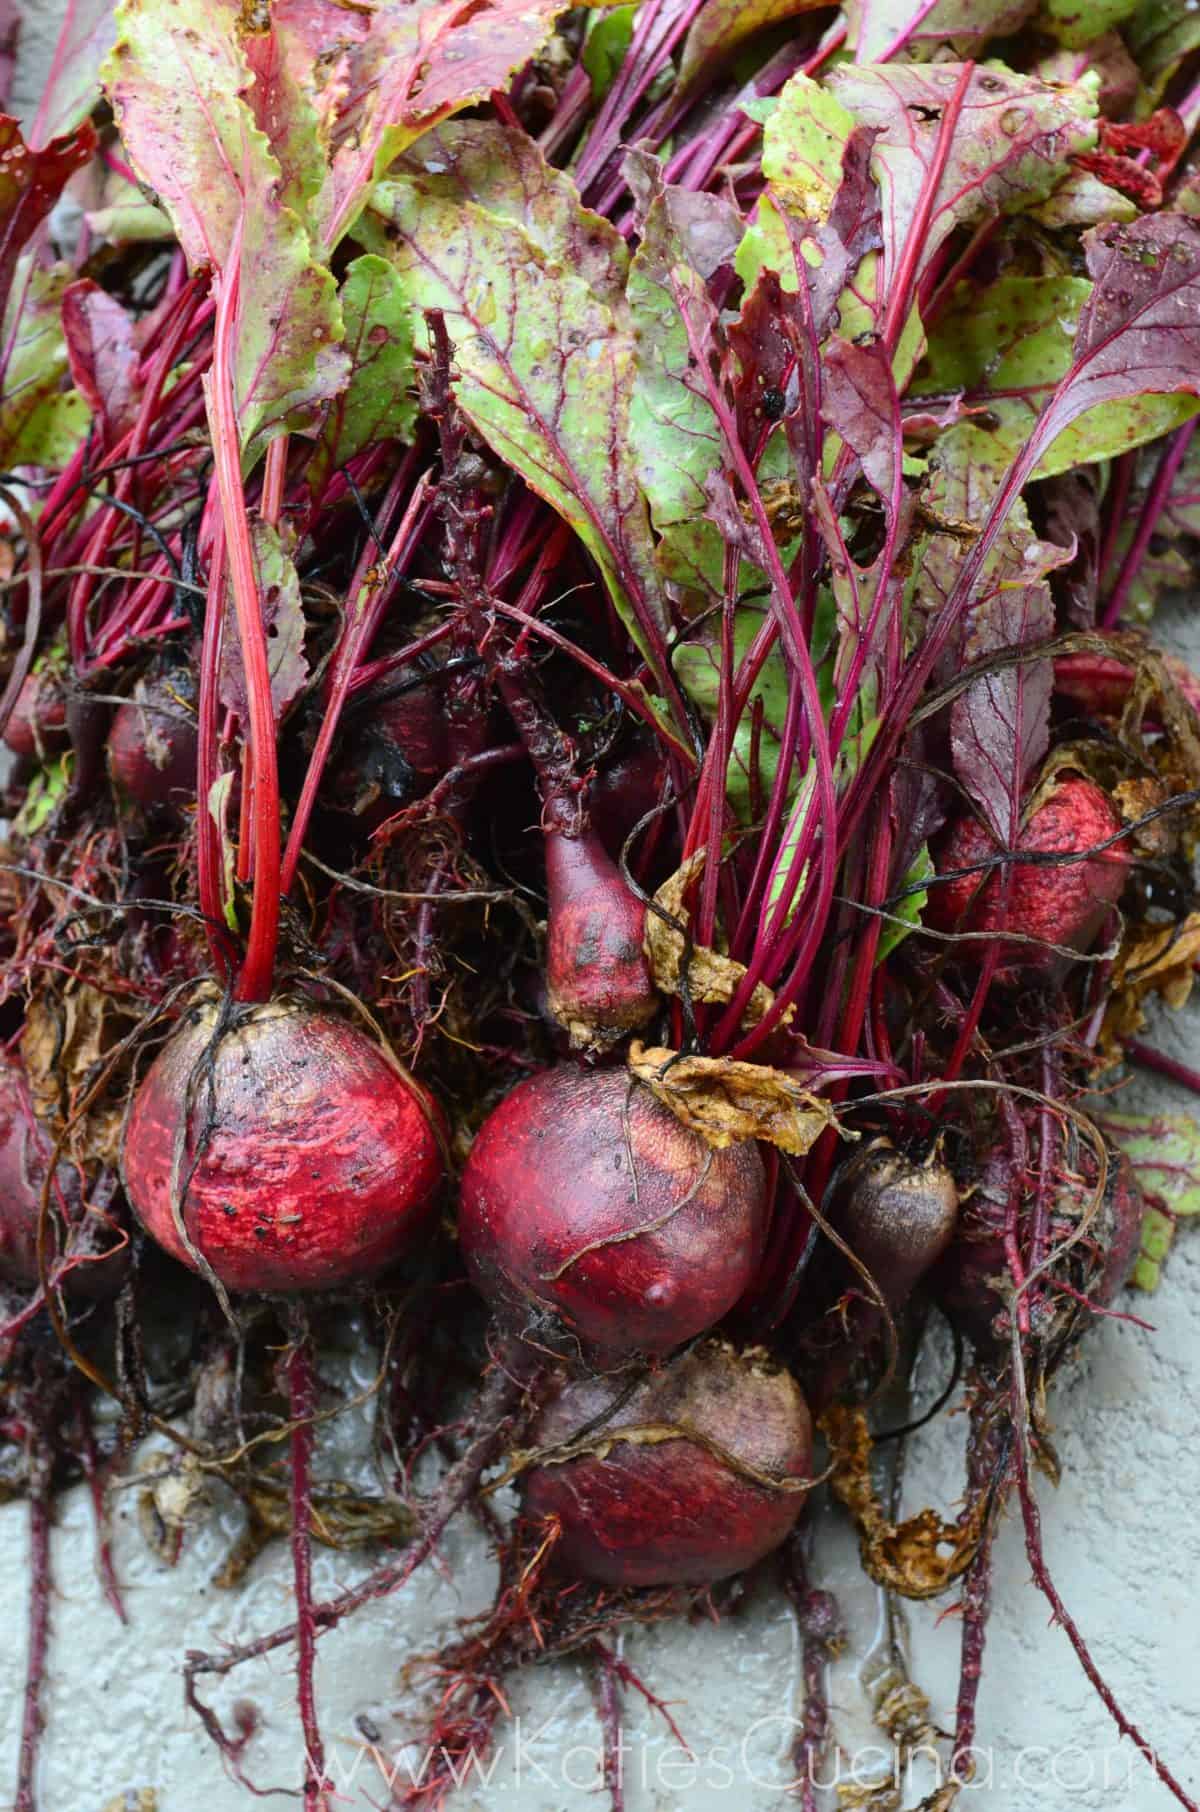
top-left (914, 274), bottom-right (1200, 480)
top-left (366, 122), bottom-right (672, 673)
top-left (760, 71), bottom-right (855, 219)
top-left (1126, 0), bottom-right (1200, 109)
top-left (583, 6), bottom-right (637, 100)
top-left (85, 196), bottom-right (172, 242)
top-left (1039, 0), bottom-right (1141, 48)
top-left (1099, 1110), bottom-right (1200, 1292)
top-left (0, 262), bottom-right (89, 470)
top-left (103, 0), bottom-right (347, 462)
top-left (626, 168), bottom-right (740, 561)
top-left (674, 608), bottom-right (791, 819)
top-left (309, 255), bottom-right (415, 494)
top-left (30, 0), bottom-right (117, 144)
top-left (876, 845), bottom-right (933, 964)
top-left (14, 754), bottom-right (72, 837)
top-left (846, 0), bottom-right (1036, 60)
top-left (677, 0), bottom-right (829, 96)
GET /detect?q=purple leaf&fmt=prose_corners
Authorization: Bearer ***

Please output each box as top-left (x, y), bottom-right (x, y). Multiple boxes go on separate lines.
top-left (61, 278), bottom-right (139, 447)
top-left (821, 337), bottom-right (899, 505)
top-left (0, 114), bottom-right (95, 336)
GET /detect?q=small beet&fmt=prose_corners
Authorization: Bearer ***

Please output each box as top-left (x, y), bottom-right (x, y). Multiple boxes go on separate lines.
top-left (522, 1340), bottom-right (813, 1586)
top-left (929, 777), bottom-right (1127, 972)
top-left (0, 1053), bottom-right (124, 1294)
top-left (108, 672), bottom-right (199, 812)
top-left (544, 828), bottom-right (657, 1052)
top-left (335, 676), bottom-right (451, 824)
top-left (830, 1138), bottom-right (959, 1307)
top-left (2, 667), bottom-right (69, 761)
top-left (122, 996), bottom-right (445, 1294)
top-left (458, 1064), bottom-right (767, 1361)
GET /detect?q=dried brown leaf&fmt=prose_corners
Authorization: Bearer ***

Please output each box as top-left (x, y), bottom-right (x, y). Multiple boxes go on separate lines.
top-left (645, 852), bottom-right (781, 1027)
top-left (820, 1405), bottom-right (985, 1600)
top-left (628, 1041), bottom-right (838, 1155)
top-left (1104, 911), bottom-right (1200, 1048)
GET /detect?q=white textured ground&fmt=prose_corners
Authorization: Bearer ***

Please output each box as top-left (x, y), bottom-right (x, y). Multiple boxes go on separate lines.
top-left (3, 12), bottom-right (1199, 1810)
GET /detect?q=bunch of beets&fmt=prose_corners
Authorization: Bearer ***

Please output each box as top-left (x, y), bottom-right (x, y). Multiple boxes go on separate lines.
top-left (4, 0), bottom-right (1200, 1805)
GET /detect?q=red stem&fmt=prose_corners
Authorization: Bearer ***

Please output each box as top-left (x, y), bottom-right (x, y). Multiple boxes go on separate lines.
top-left (204, 251), bottom-right (281, 1004)
top-left (196, 524), bottom-right (231, 980)
top-left (1102, 419), bottom-right (1199, 628)
top-left (15, 1438), bottom-right (52, 1812)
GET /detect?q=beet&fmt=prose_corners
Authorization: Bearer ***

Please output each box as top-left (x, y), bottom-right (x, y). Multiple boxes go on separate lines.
top-left (934, 1147), bottom-right (1142, 1356)
top-left (335, 677), bottom-right (451, 823)
top-left (830, 1138), bottom-right (959, 1307)
top-left (522, 1340), bottom-right (813, 1586)
top-left (458, 1064), bottom-right (767, 1361)
top-left (929, 777), bottom-right (1127, 972)
top-left (1054, 650), bottom-right (1200, 719)
top-left (0, 1053), bottom-right (124, 1294)
top-left (588, 745), bottom-right (667, 863)
top-left (122, 996), bottom-right (445, 1293)
top-left (2, 668), bottom-right (69, 761)
top-left (544, 829), bottom-right (657, 1052)
top-left (108, 672), bottom-right (199, 812)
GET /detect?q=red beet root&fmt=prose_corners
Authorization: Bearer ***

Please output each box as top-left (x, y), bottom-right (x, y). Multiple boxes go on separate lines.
top-left (458, 1064), bottom-right (767, 1361)
top-left (108, 673), bottom-right (199, 812)
top-left (335, 677), bottom-right (451, 823)
top-left (544, 829), bottom-right (657, 1053)
top-left (523, 1340), bottom-right (813, 1586)
top-left (588, 745), bottom-right (667, 863)
top-left (122, 996), bottom-right (445, 1294)
top-left (929, 777), bottom-right (1128, 971)
top-left (1054, 650), bottom-right (1200, 719)
top-left (2, 668), bottom-right (68, 761)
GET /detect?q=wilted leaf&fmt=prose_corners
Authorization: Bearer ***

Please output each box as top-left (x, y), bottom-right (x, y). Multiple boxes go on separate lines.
top-left (824, 62), bottom-right (1096, 301)
top-left (821, 1405), bottom-right (986, 1598)
top-left (1104, 912), bottom-right (1200, 1048)
top-left (310, 255), bottom-right (415, 493)
top-left (61, 278), bottom-right (139, 447)
top-left (913, 274), bottom-right (1200, 480)
top-left (0, 263), bottom-right (90, 469)
top-left (677, 0), bottom-right (828, 95)
top-left (23, 979), bottom-right (138, 1167)
top-left (218, 523), bottom-right (308, 725)
top-left (645, 851), bottom-right (782, 1024)
top-left (628, 1042), bottom-right (837, 1155)
top-left (845, 0), bottom-right (1036, 58)
top-left (0, 113), bottom-right (95, 327)
top-left (1099, 1109), bottom-right (1200, 1291)
top-left (367, 123), bottom-right (672, 672)
top-left (822, 336), bottom-right (900, 505)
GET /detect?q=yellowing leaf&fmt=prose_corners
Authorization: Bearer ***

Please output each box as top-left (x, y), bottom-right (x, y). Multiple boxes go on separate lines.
top-left (628, 1042), bottom-right (837, 1155)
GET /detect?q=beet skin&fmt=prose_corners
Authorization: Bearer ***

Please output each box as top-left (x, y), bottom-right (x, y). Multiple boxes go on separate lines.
top-left (458, 1064), bottom-right (766, 1361)
top-left (523, 1340), bottom-right (813, 1586)
top-left (122, 997), bottom-right (444, 1293)
top-left (929, 777), bottom-right (1127, 971)
top-left (108, 673), bottom-right (199, 812)
top-left (544, 829), bottom-right (658, 1053)
top-left (2, 668), bottom-right (68, 760)
top-left (831, 1138), bottom-right (959, 1307)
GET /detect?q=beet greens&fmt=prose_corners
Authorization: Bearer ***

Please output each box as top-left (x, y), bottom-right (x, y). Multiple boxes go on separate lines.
top-left (3, 0), bottom-right (1200, 1805)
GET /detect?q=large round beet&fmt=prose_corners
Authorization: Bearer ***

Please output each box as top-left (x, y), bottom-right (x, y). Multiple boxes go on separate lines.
top-left (459, 1065), bottom-right (767, 1361)
top-left (523, 1341), bottom-right (813, 1586)
top-left (108, 673), bottom-right (198, 812)
top-left (928, 777), bottom-right (1127, 972)
top-left (122, 997), bottom-right (445, 1293)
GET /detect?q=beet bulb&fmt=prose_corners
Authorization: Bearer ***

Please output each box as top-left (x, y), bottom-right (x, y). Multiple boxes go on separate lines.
top-left (122, 996), bottom-right (445, 1293)
top-left (334, 676), bottom-right (451, 825)
top-left (522, 1340), bottom-right (813, 1586)
top-left (108, 672), bottom-right (199, 812)
top-left (458, 1064), bottom-right (767, 1362)
top-left (544, 828), bottom-right (657, 1053)
top-left (830, 1138), bottom-right (959, 1308)
top-left (929, 776), bottom-right (1127, 973)
top-left (2, 666), bottom-right (68, 760)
